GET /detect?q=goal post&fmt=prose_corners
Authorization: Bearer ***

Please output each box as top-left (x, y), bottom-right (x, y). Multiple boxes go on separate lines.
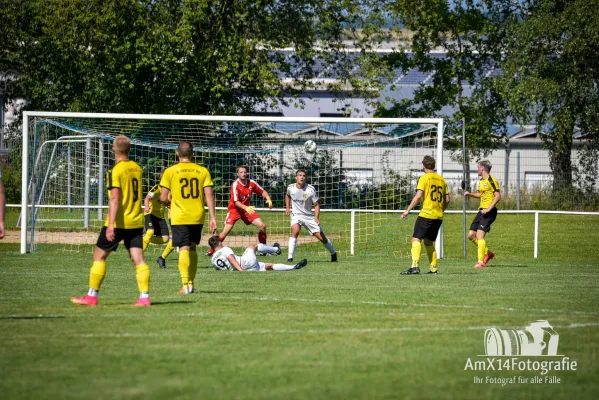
top-left (20, 111), bottom-right (444, 258)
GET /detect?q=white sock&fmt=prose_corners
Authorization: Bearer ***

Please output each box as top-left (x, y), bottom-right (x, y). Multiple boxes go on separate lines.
top-left (257, 243), bottom-right (278, 254)
top-left (273, 263), bottom-right (295, 271)
top-left (87, 288), bottom-right (98, 297)
top-left (324, 239), bottom-right (335, 254)
top-left (288, 237), bottom-right (297, 258)
top-left (140, 292), bottom-right (149, 299)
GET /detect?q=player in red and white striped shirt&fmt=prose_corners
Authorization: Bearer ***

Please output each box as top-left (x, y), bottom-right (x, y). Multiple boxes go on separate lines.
top-left (207, 165), bottom-right (276, 255)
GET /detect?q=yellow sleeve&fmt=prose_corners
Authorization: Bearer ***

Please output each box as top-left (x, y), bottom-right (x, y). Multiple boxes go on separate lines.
top-left (107, 164), bottom-right (122, 190)
top-left (202, 169), bottom-right (214, 187)
top-left (416, 175), bottom-right (426, 192)
top-left (490, 177), bottom-right (500, 192)
top-left (160, 169), bottom-right (172, 190)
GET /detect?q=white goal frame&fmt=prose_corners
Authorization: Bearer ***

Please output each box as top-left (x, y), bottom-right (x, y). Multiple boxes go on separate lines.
top-left (21, 111), bottom-right (445, 255)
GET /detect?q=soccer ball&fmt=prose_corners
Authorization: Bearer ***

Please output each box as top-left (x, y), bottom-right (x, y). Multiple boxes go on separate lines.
top-left (304, 140), bottom-right (317, 154)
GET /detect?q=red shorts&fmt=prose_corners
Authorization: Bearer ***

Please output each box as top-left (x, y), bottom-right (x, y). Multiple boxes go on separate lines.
top-left (225, 209), bottom-right (261, 226)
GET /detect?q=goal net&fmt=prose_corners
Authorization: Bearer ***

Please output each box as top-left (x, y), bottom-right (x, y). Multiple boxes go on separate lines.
top-left (20, 112), bottom-right (444, 259)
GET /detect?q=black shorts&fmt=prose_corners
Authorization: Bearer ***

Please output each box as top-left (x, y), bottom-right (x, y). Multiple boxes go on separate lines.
top-left (96, 227), bottom-right (144, 252)
top-left (469, 207), bottom-right (498, 233)
top-left (172, 224), bottom-right (203, 247)
top-left (144, 214), bottom-right (169, 237)
top-left (412, 217), bottom-right (443, 241)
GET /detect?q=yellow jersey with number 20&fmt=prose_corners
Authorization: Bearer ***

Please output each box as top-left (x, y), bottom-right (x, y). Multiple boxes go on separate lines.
top-left (416, 172), bottom-right (448, 220)
top-left (104, 160), bottom-right (143, 229)
top-left (160, 162), bottom-right (214, 225)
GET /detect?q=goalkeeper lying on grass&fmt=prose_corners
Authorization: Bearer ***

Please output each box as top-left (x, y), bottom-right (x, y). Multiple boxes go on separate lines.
top-left (208, 235), bottom-right (307, 272)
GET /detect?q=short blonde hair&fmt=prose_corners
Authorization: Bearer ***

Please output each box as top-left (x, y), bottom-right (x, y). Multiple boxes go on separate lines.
top-left (478, 159), bottom-right (492, 172)
top-left (113, 135), bottom-right (131, 154)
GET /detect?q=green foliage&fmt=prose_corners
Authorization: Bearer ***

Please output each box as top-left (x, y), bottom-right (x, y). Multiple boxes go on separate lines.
top-left (2, 0), bottom-right (377, 116)
top-left (0, 162), bottom-right (21, 204)
top-left (494, 0), bottom-right (599, 190)
top-left (373, 1), bottom-right (507, 153)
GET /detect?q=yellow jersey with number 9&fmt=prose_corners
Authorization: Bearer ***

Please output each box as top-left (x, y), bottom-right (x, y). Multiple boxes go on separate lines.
top-left (104, 160), bottom-right (143, 229)
top-left (160, 162), bottom-right (214, 225)
top-left (416, 172), bottom-right (448, 220)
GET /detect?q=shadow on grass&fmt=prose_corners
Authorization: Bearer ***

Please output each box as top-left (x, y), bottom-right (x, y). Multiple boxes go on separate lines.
top-left (488, 264), bottom-right (530, 268)
top-left (149, 300), bottom-right (194, 306)
top-left (0, 315), bottom-right (66, 320)
top-left (201, 290), bottom-right (257, 294)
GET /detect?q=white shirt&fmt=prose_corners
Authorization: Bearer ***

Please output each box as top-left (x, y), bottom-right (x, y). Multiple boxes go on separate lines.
top-left (286, 183), bottom-right (318, 218)
top-left (211, 247), bottom-right (240, 271)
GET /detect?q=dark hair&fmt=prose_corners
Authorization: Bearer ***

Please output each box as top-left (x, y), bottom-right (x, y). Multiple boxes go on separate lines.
top-left (178, 141), bottom-right (193, 157)
top-left (296, 169), bottom-right (306, 176)
top-left (422, 155), bottom-right (436, 170)
top-left (208, 235), bottom-right (221, 250)
top-left (237, 165), bottom-right (249, 173)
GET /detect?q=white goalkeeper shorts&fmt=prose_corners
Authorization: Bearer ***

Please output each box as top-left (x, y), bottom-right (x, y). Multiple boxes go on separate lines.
top-left (290, 214), bottom-right (322, 235)
top-left (240, 248), bottom-right (266, 272)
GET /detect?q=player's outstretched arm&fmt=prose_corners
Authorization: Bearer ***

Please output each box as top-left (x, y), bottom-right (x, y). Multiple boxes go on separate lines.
top-left (401, 190), bottom-right (423, 219)
top-left (227, 254), bottom-right (244, 272)
top-left (160, 187), bottom-right (171, 206)
top-left (464, 191), bottom-right (481, 199)
top-left (144, 193), bottom-right (152, 213)
top-left (204, 186), bottom-right (217, 233)
top-left (106, 188), bottom-right (120, 241)
top-left (262, 190), bottom-right (273, 209)
top-left (443, 193), bottom-right (450, 211)
top-left (314, 201), bottom-right (321, 224)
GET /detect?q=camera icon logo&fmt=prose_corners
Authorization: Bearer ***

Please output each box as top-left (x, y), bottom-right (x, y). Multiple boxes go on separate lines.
top-left (484, 320), bottom-right (559, 356)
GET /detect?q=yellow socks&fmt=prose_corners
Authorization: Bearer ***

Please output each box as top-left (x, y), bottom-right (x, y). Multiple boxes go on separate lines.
top-left (470, 237), bottom-right (488, 255)
top-left (142, 230), bottom-right (155, 251)
top-left (425, 244), bottom-right (437, 272)
top-left (135, 263), bottom-right (150, 293)
top-left (150, 236), bottom-right (168, 245)
top-left (89, 261), bottom-right (106, 290)
top-left (477, 239), bottom-right (486, 263)
top-left (411, 241), bottom-right (422, 268)
top-left (188, 251), bottom-right (198, 287)
top-left (178, 250), bottom-right (190, 287)
top-left (161, 240), bottom-right (174, 259)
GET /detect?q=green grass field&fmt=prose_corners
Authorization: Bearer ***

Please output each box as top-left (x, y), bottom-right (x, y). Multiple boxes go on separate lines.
top-left (0, 214), bottom-right (598, 399)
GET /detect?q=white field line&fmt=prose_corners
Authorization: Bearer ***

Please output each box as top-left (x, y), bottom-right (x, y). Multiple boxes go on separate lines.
top-left (7, 322), bottom-right (598, 339)
top-left (1, 294), bottom-right (598, 316)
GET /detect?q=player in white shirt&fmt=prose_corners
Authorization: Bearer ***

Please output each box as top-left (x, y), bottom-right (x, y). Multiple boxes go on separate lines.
top-left (208, 235), bottom-right (307, 271)
top-left (285, 169), bottom-right (337, 262)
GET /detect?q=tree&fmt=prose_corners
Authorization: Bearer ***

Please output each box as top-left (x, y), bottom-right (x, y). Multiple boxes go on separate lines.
top-left (1, 0), bottom-right (376, 116)
top-left (494, 0), bottom-right (599, 191)
top-left (369, 0), bottom-right (508, 182)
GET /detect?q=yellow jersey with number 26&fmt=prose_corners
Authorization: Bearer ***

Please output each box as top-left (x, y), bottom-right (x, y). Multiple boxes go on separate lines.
top-left (416, 172), bottom-right (448, 220)
top-left (160, 162), bottom-right (214, 225)
top-left (104, 160), bottom-right (143, 229)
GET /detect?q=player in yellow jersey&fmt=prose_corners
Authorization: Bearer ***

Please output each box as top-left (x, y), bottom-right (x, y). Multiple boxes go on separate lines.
top-left (465, 159), bottom-right (501, 268)
top-left (71, 135), bottom-right (151, 307)
top-left (142, 176), bottom-right (174, 269)
top-left (160, 141), bottom-right (217, 294)
top-left (400, 155), bottom-right (450, 275)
